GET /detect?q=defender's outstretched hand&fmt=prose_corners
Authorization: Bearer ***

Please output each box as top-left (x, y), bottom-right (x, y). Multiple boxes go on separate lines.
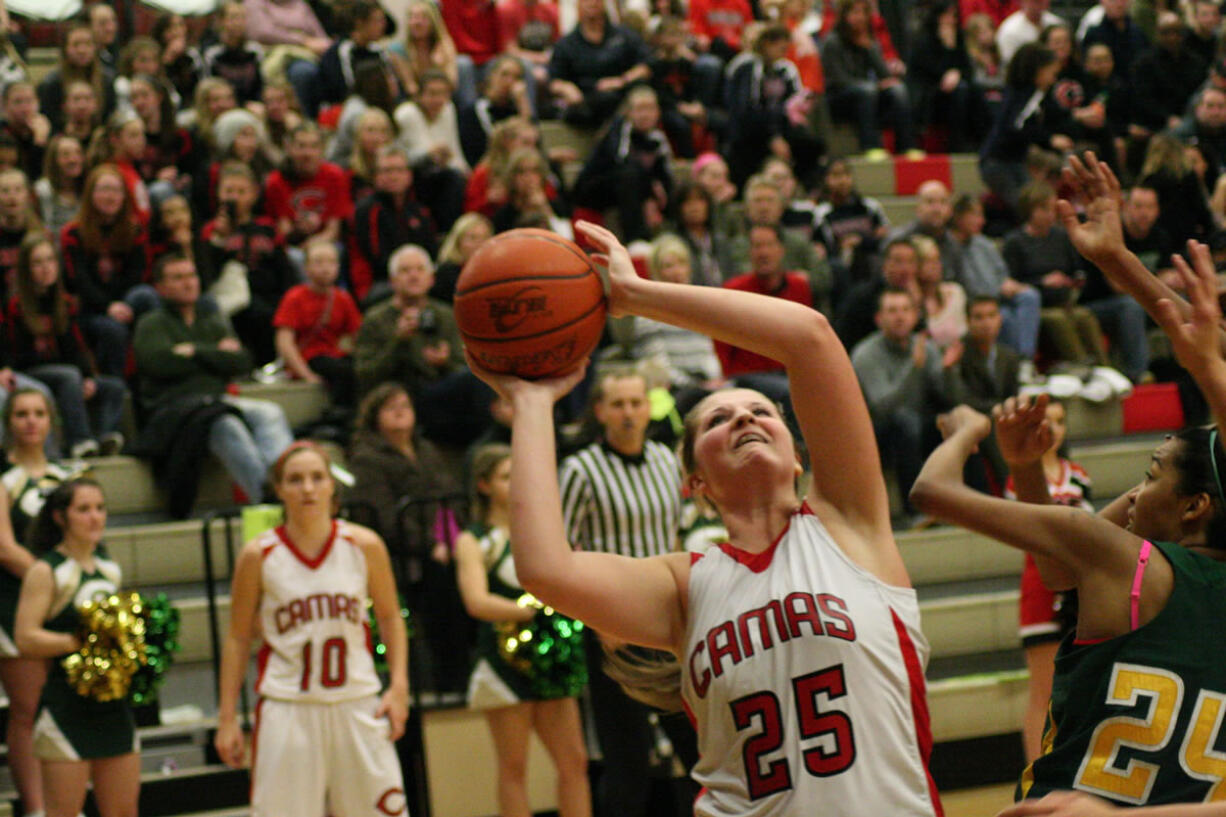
top-left (1154, 242), bottom-right (1225, 379)
top-left (1058, 152), bottom-right (1125, 268)
top-left (936, 405), bottom-right (992, 445)
top-left (993, 394), bottom-right (1054, 468)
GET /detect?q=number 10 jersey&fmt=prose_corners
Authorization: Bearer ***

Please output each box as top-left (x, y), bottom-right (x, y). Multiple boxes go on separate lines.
top-left (681, 505), bottom-right (942, 817)
top-left (255, 521), bottom-right (382, 703)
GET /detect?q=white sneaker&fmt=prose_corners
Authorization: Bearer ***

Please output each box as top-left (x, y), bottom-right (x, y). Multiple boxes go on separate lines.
top-left (1047, 374), bottom-right (1083, 398)
top-left (1078, 377), bottom-right (1113, 403)
top-left (1092, 366), bottom-right (1133, 398)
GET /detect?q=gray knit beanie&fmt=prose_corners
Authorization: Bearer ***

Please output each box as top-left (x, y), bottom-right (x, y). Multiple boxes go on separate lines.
top-left (212, 108), bottom-right (266, 155)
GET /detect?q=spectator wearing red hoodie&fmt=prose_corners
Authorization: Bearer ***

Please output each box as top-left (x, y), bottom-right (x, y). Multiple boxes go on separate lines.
top-left (87, 111), bottom-right (153, 226)
top-left (263, 123), bottom-right (352, 252)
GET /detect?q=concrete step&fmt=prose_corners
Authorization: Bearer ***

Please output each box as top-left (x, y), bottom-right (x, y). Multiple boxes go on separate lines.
top-left (107, 515), bottom-right (1023, 594)
top-left (107, 517), bottom-right (238, 589)
top-left (922, 589), bottom-right (1019, 658)
top-left (91, 456), bottom-right (236, 516)
top-left (539, 120), bottom-right (599, 160)
top-left (166, 579), bottom-right (1023, 668)
top-left (930, 670), bottom-right (1028, 743)
top-left (879, 194), bottom-right (919, 225)
top-left (237, 380), bottom-right (330, 431)
top-left (1065, 396), bottom-right (1125, 440)
top-left (898, 527), bottom-right (1023, 585)
top-left (1068, 435), bottom-right (1157, 500)
top-left (846, 153), bottom-right (985, 198)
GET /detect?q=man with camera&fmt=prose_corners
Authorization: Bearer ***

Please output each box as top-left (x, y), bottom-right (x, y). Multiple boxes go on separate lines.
top-left (354, 244), bottom-right (491, 446)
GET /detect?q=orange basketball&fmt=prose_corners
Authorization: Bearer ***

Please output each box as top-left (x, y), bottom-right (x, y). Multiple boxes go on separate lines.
top-left (454, 229), bottom-right (607, 379)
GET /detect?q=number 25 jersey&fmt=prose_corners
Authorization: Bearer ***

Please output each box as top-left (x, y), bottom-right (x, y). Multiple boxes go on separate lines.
top-left (681, 505), bottom-right (943, 817)
top-left (255, 521), bottom-right (382, 703)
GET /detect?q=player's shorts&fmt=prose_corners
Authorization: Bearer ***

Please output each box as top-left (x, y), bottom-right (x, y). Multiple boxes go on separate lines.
top-left (1018, 554), bottom-right (1077, 648)
top-left (252, 695), bottom-right (407, 817)
top-left (33, 687), bottom-right (139, 760)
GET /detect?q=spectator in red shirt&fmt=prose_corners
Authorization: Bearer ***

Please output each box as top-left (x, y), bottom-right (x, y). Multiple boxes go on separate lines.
top-left (497, 0), bottom-right (559, 91)
top-left (961, 0), bottom-right (1018, 28)
top-left (441, 0), bottom-right (501, 109)
top-left (715, 223), bottom-right (809, 413)
top-left (688, 0), bottom-right (753, 62)
top-left (497, 0), bottom-right (558, 46)
top-left (264, 123), bottom-right (352, 252)
top-left (273, 238), bottom-right (361, 406)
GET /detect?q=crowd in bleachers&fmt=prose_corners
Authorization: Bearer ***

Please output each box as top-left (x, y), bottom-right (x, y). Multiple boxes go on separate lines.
top-left (0, 0), bottom-right (1218, 530)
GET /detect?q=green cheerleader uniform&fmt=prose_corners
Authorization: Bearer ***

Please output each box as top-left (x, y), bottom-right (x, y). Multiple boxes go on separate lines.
top-left (31, 547), bottom-right (139, 761)
top-left (1019, 540), bottom-right (1226, 806)
top-left (466, 523), bottom-right (586, 709)
top-left (0, 463), bottom-right (77, 656)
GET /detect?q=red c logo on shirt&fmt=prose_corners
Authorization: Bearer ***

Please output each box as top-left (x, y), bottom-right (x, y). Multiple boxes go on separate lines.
top-left (376, 787), bottom-right (407, 815)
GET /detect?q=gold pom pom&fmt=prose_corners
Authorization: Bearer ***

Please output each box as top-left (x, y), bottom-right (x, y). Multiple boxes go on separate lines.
top-left (61, 592), bottom-right (149, 702)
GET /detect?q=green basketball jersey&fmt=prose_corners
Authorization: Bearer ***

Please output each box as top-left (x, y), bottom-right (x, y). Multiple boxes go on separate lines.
top-left (1019, 540), bottom-right (1226, 806)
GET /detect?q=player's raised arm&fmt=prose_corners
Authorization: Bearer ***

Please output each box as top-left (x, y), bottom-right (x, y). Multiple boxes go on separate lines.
top-left (578, 220), bottom-right (899, 584)
top-left (466, 356), bottom-right (690, 652)
top-left (1060, 152), bottom-right (1226, 357)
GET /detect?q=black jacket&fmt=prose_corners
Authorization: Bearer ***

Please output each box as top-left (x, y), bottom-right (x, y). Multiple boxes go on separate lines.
top-left (133, 394), bottom-right (244, 518)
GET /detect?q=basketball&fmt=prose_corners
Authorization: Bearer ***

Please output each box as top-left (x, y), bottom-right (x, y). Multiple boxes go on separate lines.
top-left (454, 228), bottom-right (607, 379)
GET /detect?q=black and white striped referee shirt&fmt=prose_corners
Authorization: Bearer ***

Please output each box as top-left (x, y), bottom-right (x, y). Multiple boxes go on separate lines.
top-left (559, 439), bottom-right (683, 559)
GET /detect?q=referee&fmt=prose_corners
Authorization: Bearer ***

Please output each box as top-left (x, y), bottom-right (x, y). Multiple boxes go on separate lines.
top-left (559, 364), bottom-right (683, 817)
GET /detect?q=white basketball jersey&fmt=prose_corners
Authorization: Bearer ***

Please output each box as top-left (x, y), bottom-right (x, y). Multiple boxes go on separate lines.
top-left (255, 521), bottom-right (382, 703)
top-left (682, 506), bottom-right (943, 817)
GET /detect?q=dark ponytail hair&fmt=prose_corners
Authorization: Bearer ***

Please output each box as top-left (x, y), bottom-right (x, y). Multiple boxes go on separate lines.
top-left (1173, 426), bottom-right (1226, 549)
top-left (26, 477), bottom-right (104, 553)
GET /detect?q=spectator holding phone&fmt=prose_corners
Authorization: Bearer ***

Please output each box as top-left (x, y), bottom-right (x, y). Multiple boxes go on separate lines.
top-left (202, 162), bottom-right (298, 363)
